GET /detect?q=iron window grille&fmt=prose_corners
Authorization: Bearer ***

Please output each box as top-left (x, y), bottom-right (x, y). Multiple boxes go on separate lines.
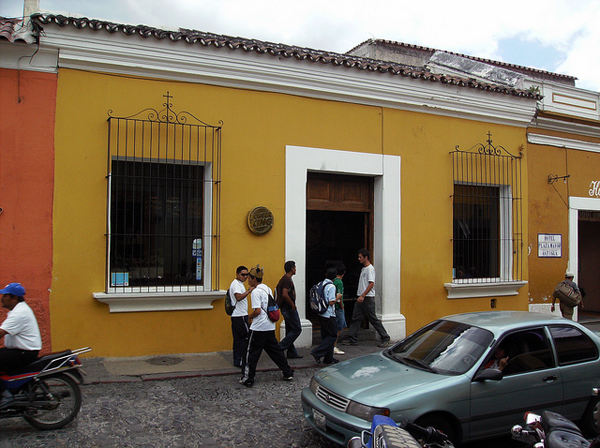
top-left (106, 93), bottom-right (222, 293)
top-left (451, 133), bottom-right (523, 283)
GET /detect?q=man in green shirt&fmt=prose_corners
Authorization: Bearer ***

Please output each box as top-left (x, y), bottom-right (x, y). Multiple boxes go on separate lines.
top-left (333, 264), bottom-right (346, 355)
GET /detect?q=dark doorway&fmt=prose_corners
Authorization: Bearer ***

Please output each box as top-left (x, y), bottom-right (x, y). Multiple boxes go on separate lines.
top-left (306, 210), bottom-right (367, 323)
top-left (578, 213), bottom-right (600, 312)
top-left (305, 172), bottom-right (374, 325)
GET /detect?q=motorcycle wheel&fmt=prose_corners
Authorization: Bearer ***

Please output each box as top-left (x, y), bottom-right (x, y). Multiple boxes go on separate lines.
top-left (23, 373), bottom-right (82, 430)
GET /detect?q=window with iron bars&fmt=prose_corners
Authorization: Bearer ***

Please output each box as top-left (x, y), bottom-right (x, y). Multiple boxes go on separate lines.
top-left (106, 94), bottom-right (221, 293)
top-left (451, 134), bottom-right (523, 284)
top-left (110, 160), bottom-right (204, 289)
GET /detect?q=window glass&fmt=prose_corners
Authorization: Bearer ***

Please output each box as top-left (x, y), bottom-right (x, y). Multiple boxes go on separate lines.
top-left (387, 320), bottom-right (494, 375)
top-left (491, 328), bottom-right (554, 375)
top-left (549, 325), bottom-right (598, 365)
top-left (110, 160), bottom-right (204, 289)
top-left (453, 184), bottom-right (500, 279)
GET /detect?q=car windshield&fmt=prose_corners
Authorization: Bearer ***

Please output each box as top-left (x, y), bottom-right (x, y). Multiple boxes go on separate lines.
top-left (386, 320), bottom-right (494, 375)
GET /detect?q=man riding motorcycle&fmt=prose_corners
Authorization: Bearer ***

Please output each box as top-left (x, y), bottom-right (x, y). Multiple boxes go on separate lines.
top-left (0, 282), bottom-right (42, 407)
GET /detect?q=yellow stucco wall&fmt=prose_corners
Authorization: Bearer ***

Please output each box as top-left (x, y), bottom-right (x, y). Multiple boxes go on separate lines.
top-left (527, 127), bottom-right (600, 307)
top-left (51, 69), bottom-right (530, 356)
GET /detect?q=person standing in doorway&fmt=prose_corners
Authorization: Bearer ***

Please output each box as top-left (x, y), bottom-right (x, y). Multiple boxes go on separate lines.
top-left (240, 265), bottom-right (294, 387)
top-left (344, 249), bottom-right (391, 348)
top-left (228, 266), bottom-right (254, 368)
top-left (310, 267), bottom-right (338, 364)
top-left (333, 264), bottom-right (346, 356)
top-left (276, 261), bottom-right (303, 359)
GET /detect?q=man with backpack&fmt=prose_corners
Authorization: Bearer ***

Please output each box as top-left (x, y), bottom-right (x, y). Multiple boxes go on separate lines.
top-left (228, 266), bottom-right (254, 368)
top-left (240, 265), bottom-right (294, 388)
top-left (276, 261), bottom-right (303, 359)
top-left (310, 267), bottom-right (339, 365)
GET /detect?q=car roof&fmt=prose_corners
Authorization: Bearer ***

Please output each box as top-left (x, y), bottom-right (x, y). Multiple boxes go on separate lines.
top-left (441, 311), bottom-right (570, 335)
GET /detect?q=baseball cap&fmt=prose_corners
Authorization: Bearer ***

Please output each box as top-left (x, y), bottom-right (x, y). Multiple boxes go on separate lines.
top-left (0, 283), bottom-right (26, 297)
top-left (565, 272), bottom-right (575, 278)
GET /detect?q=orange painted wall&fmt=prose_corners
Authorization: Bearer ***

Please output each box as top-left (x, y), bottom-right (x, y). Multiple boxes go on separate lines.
top-left (0, 68), bottom-right (57, 353)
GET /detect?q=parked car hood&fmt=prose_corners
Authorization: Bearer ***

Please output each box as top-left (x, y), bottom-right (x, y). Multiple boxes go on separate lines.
top-left (314, 352), bottom-right (454, 406)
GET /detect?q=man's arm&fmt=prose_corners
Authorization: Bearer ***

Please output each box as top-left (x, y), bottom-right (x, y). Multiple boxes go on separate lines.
top-left (234, 286), bottom-right (254, 302)
top-left (282, 288), bottom-right (296, 310)
top-left (358, 282), bottom-right (374, 303)
top-left (0, 328), bottom-right (7, 339)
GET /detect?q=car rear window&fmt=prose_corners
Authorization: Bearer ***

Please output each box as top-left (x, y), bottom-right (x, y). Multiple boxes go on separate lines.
top-left (387, 320), bottom-right (494, 375)
top-left (549, 325), bottom-right (599, 366)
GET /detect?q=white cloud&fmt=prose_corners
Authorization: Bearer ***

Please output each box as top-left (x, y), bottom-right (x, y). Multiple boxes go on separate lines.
top-left (1, 0), bottom-right (599, 91)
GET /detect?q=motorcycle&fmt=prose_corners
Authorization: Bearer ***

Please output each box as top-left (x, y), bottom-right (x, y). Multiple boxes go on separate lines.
top-left (511, 409), bottom-right (599, 448)
top-left (0, 347), bottom-right (91, 430)
top-left (348, 414), bottom-right (454, 448)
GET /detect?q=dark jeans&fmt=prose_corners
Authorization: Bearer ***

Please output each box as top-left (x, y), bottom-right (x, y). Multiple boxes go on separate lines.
top-left (311, 316), bottom-right (337, 363)
top-left (231, 315), bottom-right (249, 367)
top-left (0, 348), bottom-right (39, 392)
top-left (241, 330), bottom-right (293, 383)
top-left (278, 307), bottom-right (302, 357)
top-left (346, 296), bottom-right (390, 343)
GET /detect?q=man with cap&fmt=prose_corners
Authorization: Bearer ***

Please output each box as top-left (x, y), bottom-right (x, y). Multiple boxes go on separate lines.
top-left (551, 272), bottom-right (581, 320)
top-left (240, 265), bottom-right (293, 387)
top-left (0, 283), bottom-right (42, 406)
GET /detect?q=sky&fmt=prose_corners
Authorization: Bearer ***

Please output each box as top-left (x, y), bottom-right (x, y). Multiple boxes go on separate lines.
top-left (2, 0), bottom-right (599, 92)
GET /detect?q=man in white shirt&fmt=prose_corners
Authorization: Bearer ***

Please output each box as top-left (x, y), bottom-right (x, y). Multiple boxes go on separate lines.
top-left (0, 283), bottom-right (42, 406)
top-left (229, 266), bottom-right (254, 368)
top-left (240, 265), bottom-right (293, 388)
top-left (344, 249), bottom-right (391, 347)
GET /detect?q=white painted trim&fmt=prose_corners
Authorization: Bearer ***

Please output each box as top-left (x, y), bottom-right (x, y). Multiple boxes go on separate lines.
top-left (444, 281), bottom-right (527, 299)
top-left (34, 26), bottom-right (538, 127)
top-left (93, 290), bottom-right (225, 313)
top-left (528, 133), bottom-right (600, 153)
top-left (531, 117), bottom-right (600, 140)
top-left (285, 146), bottom-right (405, 346)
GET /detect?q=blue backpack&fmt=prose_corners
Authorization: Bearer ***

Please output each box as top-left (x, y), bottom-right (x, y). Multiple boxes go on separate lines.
top-left (309, 280), bottom-right (332, 314)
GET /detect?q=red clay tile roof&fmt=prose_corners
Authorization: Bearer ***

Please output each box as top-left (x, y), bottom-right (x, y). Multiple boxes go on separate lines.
top-left (0, 17), bottom-right (28, 43)
top-left (30, 14), bottom-right (542, 100)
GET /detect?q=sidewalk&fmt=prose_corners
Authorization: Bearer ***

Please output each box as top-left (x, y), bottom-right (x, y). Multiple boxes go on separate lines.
top-left (82, 330), bottom-right (384, 384)
top-left (81, 313), bottom-right (600, 385)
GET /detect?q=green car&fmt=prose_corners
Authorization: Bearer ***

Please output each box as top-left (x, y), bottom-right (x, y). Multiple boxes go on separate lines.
top-left (302, 311), bottom-right (600, 446)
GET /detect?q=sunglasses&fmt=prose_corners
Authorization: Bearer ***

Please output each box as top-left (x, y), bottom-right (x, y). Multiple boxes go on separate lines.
top-left (240, 273), bottom-right (249, 277)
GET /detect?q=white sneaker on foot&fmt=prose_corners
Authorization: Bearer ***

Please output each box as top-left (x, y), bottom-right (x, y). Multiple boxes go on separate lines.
top-left (333, 347), bottom-right (345, 355)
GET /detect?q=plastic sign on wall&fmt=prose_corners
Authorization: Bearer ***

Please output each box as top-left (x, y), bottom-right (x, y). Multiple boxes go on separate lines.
top-left (538, 234), bottom-right (562, 258)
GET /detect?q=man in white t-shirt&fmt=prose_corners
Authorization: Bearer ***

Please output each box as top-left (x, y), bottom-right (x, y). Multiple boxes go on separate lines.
top-left (0, 283), bottom-right (42, 406)
top-left (344, 249), bottom-right (391, 348)
top-left (239, 265), bottom-right (293, 387)
top-left (229, 266), bottom-right (254, 368)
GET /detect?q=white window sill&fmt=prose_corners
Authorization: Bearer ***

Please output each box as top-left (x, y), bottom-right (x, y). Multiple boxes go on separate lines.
top-left (444, 281), bottom-right (527, 299)
top-left (93, 290), bottom-right (226, 313)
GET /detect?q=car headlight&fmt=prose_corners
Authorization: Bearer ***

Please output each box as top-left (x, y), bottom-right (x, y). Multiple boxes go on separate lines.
top-left (346, 401), bottom-right (390, 420)
top-left (309, 376), bottom-right (319, 393)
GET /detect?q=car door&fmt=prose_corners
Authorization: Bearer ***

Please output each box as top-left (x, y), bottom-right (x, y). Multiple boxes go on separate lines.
top-left (549, 324), bottom-right (600, 421)
top-left (469, 327), bottom-right (562, 440)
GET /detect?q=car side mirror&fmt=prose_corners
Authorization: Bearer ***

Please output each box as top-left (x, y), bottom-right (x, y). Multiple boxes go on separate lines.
top-left (474, 368), bottom-right (503, 382)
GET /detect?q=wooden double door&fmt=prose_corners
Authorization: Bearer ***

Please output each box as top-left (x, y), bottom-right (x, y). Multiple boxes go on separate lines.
top-left (305, 172), bottom-right (373, 322)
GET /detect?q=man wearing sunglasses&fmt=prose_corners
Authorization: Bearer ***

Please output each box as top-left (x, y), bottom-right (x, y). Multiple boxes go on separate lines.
top-left (228, 266), bottom-right (254, 368)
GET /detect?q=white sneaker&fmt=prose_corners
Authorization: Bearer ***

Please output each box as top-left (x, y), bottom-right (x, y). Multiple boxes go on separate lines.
top-left (333, 347), bottom-right (345, 355)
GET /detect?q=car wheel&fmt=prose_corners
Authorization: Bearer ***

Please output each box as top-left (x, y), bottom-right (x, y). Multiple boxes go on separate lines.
top-left (580, 396), bottom-right (600, 436)
top-left (415, 414), bottom-right (458, 445)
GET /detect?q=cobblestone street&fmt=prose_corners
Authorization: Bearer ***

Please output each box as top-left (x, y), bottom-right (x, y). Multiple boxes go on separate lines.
top-left (0, 367), bottom-right (334, 448)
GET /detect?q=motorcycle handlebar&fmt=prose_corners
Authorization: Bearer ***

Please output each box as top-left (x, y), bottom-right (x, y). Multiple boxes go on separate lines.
top-left (398, 418), bottom-right (450, 445)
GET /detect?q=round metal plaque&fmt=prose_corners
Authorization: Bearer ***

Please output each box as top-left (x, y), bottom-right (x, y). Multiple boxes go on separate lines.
top-left (247, 206), bottom-right (274, 235)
